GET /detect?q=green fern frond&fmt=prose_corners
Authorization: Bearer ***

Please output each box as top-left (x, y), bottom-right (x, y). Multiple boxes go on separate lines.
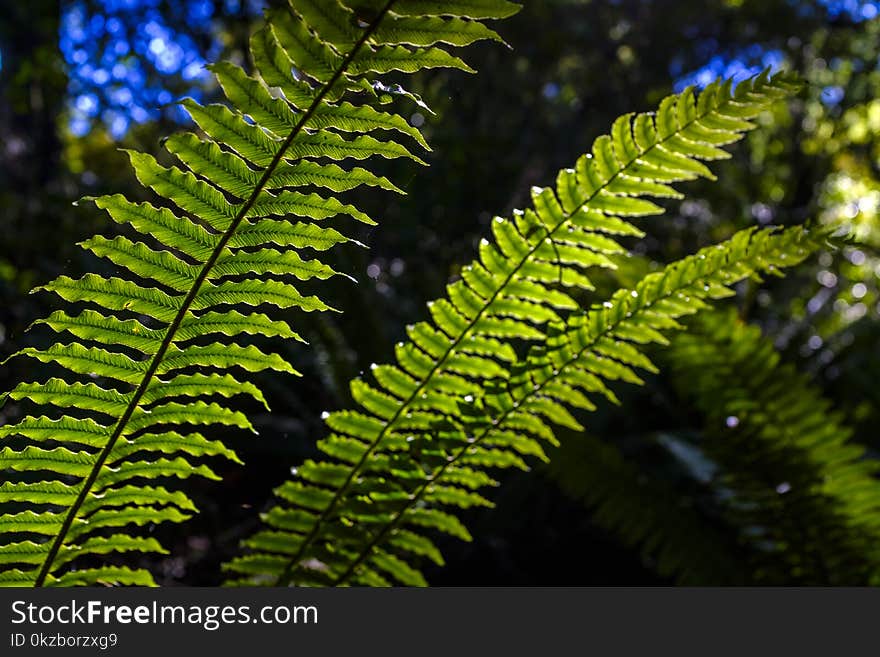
top-left (545, 432), bottom-right (750, 585)
top-left (313, 226), bottom-right (825, 587)
top-left (223, 73), bottom-right (813, 586)
top-left (0, 0), bottom-right (519, 587)
top-left (665, 310), bottom-right (880, 585)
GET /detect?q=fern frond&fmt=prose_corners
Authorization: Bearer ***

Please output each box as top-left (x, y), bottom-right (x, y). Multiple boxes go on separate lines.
top-left (546, 432), bottom-right (750, 585)
top-left (223, 70), bottom-right (815, 586)
top-left (665, 310), bottom-right (880, 584)
top-left (301, 226), bottom-right (824, 587)
top-left (0, 0), bottom-right (519, 587)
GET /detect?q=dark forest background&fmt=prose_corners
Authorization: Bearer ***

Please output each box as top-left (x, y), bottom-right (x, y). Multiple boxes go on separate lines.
top-left (1, 0), bottom-right (878, 584)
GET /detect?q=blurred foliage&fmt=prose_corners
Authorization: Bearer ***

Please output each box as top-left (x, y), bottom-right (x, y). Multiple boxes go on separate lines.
top-left (665, 309), bottom-right (880, 585)
top-left (0, 0), bottom-right (878, 584)
top-left (60, 0), bottom-right (267, 137)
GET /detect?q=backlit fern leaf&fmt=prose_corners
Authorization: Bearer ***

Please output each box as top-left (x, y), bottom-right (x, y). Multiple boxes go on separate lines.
top-left (316, 226), bottom-right (827, 586)
top-left (0, 0), bottom-right (519, 587)
top-left (665, 310), bottom-right (880, 585)
top-left (224, 74), bottom-right (813, 586)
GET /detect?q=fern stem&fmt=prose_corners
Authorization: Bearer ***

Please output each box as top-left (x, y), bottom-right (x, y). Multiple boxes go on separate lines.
top-left (32, 0), bottom-right (396, 587)
top-left (278, 98), bottom-right (730, 586)
top-left (330, 249), bottom-right (742, 585)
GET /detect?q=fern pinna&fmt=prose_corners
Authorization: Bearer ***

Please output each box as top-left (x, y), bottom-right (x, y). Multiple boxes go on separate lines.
top-left (665, 311), bottom-right (880, 585)
top-left (224, 73), bottom-right (820, 587)
top-left (0, 1), bottom-right (520, 587)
